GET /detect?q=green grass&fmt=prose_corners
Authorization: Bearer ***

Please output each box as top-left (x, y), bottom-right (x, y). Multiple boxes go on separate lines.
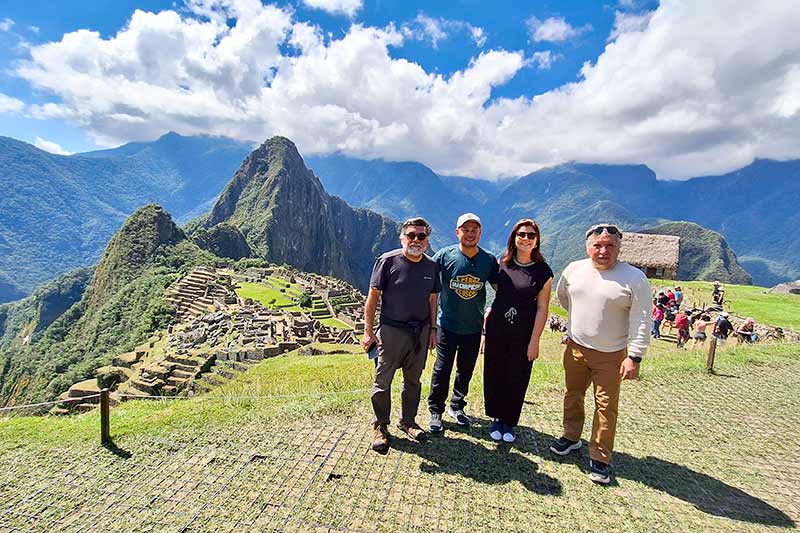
top-left (319, 317), bottom-right (353, 330)
top-left (657, 280), bottom-right (800, 330)
top-left (1, 336), bottom-right (799, 531)
top-left (235, 281), bottom-right (297, 309)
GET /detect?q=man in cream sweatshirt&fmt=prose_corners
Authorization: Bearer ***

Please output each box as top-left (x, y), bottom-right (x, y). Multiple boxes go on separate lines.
top-left (551, 224), bottom-right (651, 484)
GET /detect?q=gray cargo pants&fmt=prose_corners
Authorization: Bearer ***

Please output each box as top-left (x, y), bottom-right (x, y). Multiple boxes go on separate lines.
top-left (371, 323), bottom-right (430, 426)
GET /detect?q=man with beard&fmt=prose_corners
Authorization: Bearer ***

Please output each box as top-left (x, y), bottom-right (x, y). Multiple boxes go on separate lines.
top-left (363, 217), bottom-right (441, 453)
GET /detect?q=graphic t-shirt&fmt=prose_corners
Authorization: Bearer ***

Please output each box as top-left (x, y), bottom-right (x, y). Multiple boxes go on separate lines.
top-left (433, 245), bottom-right (500, 334)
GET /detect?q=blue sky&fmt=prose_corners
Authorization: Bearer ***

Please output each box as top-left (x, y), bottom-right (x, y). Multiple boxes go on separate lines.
top-left (0, 0), bottom-right (797, 179)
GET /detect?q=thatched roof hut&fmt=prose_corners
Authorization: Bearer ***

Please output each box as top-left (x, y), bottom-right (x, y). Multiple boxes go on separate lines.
top-left (619, 232), bottom-right (680, 279)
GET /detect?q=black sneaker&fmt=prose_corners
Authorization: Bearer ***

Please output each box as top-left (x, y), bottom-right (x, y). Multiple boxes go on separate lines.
top-left (549, 437), bottom-right (582, 456)
top-left (447, 406), bottom-right (471, 426)
top-left (429, 412), bottom-right (443, 433)
top-left (589, 459), bottom-right (611, 484)
top-left (489, 419), bottom-right (503, 441)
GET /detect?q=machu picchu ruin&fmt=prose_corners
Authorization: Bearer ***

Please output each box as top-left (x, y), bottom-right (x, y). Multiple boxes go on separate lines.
top-left (54, 264), bottom-right (367, 411)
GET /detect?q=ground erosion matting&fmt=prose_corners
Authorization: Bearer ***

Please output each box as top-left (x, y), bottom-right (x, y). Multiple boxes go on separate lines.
top-left (0, 360), bottom-right (798, 532)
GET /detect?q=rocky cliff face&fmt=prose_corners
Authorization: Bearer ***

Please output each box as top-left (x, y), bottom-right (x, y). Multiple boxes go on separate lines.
top-left (202, 137), bottom-right (399, 291)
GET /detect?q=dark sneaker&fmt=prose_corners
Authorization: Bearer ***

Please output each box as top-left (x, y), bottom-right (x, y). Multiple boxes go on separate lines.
top-left (502, 424), bottom-right (516, 443)
top-left (589, 459), bottom-right (611, 484)
top-left (398, 421), bottom-right (428, 442)
top-left (447, 406), bottom-right (471, 426)
top-left (429, 412), bottom-right (443, 433)
top-left (489, 419), bottom-right (503, 441)
top-left (550, 437), bottom-right (582, 456)
top-left (371, 423), bottom-right (389, 453)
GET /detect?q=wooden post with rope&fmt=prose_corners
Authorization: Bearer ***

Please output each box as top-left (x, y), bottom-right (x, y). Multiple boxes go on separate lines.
top-left (100, 388), bottom-right (110, 444)
top-left (706, 336), bottom-right (717, 374)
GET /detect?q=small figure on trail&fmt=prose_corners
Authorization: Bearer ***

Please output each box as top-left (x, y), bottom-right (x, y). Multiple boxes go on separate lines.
top-left (651, 304), bottom-right (664, 339)
top-left (552, 223), bottom-right (650, 485)
top-left (713, 311), bottom-right (733, 343)
top-left (712, 281), bottom-right (725, 306)
top-left (656, 290), bottom-right (670, 307)
top-left (674, 310), bottom-right (690, 347)
top-left (735, 318), bottom-right (757, 343)
top-left (427, 213), bottom-right (498, 434)
top-left (690, 314), bottom-right (711, 349)
top-left (674, 286), bottom-right (683, 308)
top-left (483, 219), bottom-right (552, 445)
top-left (363, 217), bottom-right (441, 454)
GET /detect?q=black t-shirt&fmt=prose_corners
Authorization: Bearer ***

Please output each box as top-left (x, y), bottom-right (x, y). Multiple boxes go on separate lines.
top-left (715, 318), bottom-right (733, 338)
top-left (370, 249), bottom-right (442, 323)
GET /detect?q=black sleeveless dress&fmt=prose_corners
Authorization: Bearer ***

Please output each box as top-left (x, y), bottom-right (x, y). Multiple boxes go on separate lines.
top-left (484, 260), bottom-right (553, 426)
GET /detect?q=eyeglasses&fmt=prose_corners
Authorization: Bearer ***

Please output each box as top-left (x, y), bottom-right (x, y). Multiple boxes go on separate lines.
top-left (515, 231), bottom-right (537, 240)
top-left (404, 232), bottom-right (428, 241)
top-left (585, 225), bottom-right (622, 239)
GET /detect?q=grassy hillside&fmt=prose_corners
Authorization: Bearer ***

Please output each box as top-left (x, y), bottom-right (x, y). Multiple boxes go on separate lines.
top-left (0, 205), bottom-right (221, 405)
top-left (673, 280), bottom-right (800, 330)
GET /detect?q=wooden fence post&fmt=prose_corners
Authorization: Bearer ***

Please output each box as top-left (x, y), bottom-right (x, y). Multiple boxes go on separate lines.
top-left (706, 337), bottom-right (717, 374)
top-left (100, 388), bottom-right (110, 444)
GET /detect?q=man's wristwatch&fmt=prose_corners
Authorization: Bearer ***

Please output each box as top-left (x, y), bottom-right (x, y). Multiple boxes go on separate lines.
top-left (628, 355), bottom-right (642, 363)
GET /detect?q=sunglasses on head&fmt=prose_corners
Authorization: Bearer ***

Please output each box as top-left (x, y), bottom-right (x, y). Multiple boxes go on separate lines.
top-left (585, 225), bottom-right (621, 239)
top-left (515, 231), bottom-right (537, 240)
top-left (404, 232), bottom-right (428, 241)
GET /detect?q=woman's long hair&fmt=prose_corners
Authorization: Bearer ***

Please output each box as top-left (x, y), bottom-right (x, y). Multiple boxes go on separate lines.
top-left (500, 219), bottom-right (545, 266)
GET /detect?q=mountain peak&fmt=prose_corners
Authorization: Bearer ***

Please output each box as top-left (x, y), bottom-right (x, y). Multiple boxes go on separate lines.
top-left (88, 204), bottom-right (186, 307)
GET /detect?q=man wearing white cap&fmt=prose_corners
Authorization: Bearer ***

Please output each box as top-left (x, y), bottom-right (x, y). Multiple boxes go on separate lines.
top-left (427, 213), bottom-right (499, 432)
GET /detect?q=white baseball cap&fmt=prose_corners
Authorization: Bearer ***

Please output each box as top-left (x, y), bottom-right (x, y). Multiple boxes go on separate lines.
top-left (456, 213), bottom-right (481, 228)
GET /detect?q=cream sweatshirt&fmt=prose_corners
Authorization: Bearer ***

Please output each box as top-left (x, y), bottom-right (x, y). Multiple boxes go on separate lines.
top-left (556, 258), bottom-right (651, 358)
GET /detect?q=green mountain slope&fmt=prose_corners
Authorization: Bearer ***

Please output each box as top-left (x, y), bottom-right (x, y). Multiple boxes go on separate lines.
top-left (0, 205), bottom-right (219, 405)
top-left (0, 133), bottom-right (251, 302)
top-left (638, 222), bottom-right (752, 284)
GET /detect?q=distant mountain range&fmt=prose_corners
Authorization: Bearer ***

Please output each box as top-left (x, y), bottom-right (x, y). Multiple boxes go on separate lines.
top-left (307, 156), bottom-right (800, 286)
top-left (0, 133), bottom-right (252, 302)
top-left (1, 132), bottom-right (798, 305)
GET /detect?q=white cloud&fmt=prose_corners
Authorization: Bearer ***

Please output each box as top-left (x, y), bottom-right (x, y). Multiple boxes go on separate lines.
top-left (0, 93), bottom-right (24, 113)
top-left (402, 13), bottom-right (486, 48)
top-left (530, 51), bottom-right (559, 70)
top-left (13, 0), bottom-right (800, 180)
top-left (302, 0), bottom-right (362, 17)
top-left (34, 137), bottom-right (73, 155)
top-left (608, 10), bottom-right (653, 41)
top-left (28, 25), bottom-right (40, 34)
top-left (0, 18), bottom-right (14, 32)
top-left (526, 16), bottom-right (591, 43)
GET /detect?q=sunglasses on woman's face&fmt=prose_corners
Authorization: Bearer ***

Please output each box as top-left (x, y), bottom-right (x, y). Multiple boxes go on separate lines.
top-left (404, 232), bottom-right (428, 241)
top-left (516, 231), bottom-right (537, 240)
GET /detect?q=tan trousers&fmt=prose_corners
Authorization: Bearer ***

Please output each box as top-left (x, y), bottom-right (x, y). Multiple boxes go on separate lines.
top-left (562, 339), bottom-right (628, 463)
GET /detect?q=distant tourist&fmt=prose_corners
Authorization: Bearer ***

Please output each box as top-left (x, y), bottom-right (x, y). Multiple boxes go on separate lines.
top-left (690, 314), bottom-right (711, 349)
top-left (551, 223), bottom-right (650, 484)
top-left (735, 318), bottom-right (756, 343)
top-left (651, 304), bottom-right (664, 339)
top-left (656, 291), bottom-right (670, 307)
top-left (427, 213), bottom-right (498, 433)
top-left (713, 311), bottom-right (733, 343)
top-left (712, 281), bottom-right (725, 306)
top-left (362, 217), bottom-right (441, 453)
top-left (674, 286), bottom-right (684, 308)
top-left (483, 219), bottom-right (552, 443)
top-left (674, 310), bottom-right (690, 347)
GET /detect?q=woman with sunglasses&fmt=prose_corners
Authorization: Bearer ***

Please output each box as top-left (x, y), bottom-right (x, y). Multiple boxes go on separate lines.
top-left (483, 219), bottom-right (553, 442)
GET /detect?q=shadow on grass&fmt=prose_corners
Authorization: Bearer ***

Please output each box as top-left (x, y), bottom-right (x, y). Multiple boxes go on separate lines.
top-left (532, 429), bottom-right (793, 528)
top-left (392, 433), bottom-right (562, 496)
top-left (102, 439), bottom-right (132, 459)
